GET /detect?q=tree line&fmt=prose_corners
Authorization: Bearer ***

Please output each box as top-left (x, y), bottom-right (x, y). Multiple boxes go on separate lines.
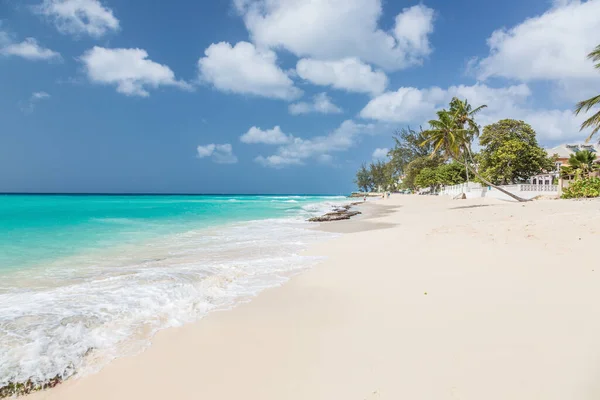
top-left (355, 44), bottom-right (600, 202)
top-left (355, 102), bottom-right (555, 202)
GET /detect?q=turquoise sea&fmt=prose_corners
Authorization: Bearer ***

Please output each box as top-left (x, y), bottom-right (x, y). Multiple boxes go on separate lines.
top-left (0, 194), bottom-right (347, 387)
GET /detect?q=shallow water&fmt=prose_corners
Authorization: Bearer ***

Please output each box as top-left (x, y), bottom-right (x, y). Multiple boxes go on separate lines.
top-left (0, 194), bottom-right (346, 387)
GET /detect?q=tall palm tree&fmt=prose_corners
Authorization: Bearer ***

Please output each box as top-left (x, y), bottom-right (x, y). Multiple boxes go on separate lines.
top-left (425, 110), bottom-right (465, 158)
top-left (575, 45), bottom-right (600, 142)
top-left (450, 97), bottom-right (488, 137)
top-left (449, 97), bottom-right (488, 182)
top-left (422, 109), bottom-right (529, 202)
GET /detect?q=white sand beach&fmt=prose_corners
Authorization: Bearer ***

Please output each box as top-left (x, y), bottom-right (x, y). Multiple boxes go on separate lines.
top-left (28, 195), bottom-right (600, 400)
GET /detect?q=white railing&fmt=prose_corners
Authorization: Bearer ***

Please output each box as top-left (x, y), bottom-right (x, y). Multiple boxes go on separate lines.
top-left (442, 182), bottom-right (483, 193)
top-left (519, 184), bottom-right (558, 192)
top-left (439, 182), bottom-right (559, 200)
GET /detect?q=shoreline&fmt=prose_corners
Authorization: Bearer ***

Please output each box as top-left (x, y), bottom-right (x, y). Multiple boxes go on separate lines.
top-left (20, 198), bottom-right (384, 399)
top-left (27, 195), bottom-right (600, 399)
top-left (1, 196), bottom-right (351, 398)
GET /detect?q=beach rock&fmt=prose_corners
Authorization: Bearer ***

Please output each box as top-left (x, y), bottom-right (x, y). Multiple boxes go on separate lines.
top-left (309, 210), bottom-right (362, 222)
top-left (0, 375), bottom-right (62, 398)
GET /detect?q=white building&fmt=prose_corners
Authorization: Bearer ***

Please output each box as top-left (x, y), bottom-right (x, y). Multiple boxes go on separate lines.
top-left (529, 143), bottom-right (600, 184)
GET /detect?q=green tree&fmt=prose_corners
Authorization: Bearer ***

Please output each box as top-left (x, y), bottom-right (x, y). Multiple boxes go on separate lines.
top-left (402, 155), bottom-right (443, 190)
top-left (425, 110), bottom-right (463, 157)
top-left (384, 162), bottom-right (399, 191)
top-left (436, 162), bottom-right (468, 185)
top-left (369, 161), bottom-right (390, 192)
top-left (450, 97), bottom-right (488, 133)
top-left (388, 127), bottom-right (436, 175)
top-left (449, 97), bottom-right (487, 183)
top-left (422, 105), bottom-right (529, 202)
top-left (354, 163), bottom-right (373, 192)
top-left (478, 119), bottom-right (555, 185)
top-left (562, 150), bottom-right (600, 178)
top-left (575, 45), bottom-right (600, 142)
top-left (414, 167), bottom-right (440, 191)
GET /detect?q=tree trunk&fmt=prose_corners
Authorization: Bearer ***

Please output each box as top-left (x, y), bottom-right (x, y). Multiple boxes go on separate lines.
top-left (464, 155), bottom-right (470, 186)
top-left (467, 165), bottom-right (529, 202)
top-left (459, 146), bottom-right (529, 202)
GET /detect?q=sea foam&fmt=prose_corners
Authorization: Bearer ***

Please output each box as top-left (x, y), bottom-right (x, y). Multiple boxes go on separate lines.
top-left (0, 197), bottom-right (347, 388)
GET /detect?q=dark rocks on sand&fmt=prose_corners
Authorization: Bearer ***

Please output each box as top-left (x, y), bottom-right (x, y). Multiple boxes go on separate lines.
top-left (0, 376), bottom-right (62, 398)
top-left (308, 203), bottom-right (363, 222)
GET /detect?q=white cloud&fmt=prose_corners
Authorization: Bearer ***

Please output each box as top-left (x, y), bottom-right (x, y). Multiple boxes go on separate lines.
top-left (36, 0), bottom-right (119, 37)
top-left (372, 148), bottom-right (389, 160)
top-left (359, 86), bottom-right (443, 123)
top-left (234, 0), bottom-right (435, 71)
top-left (255, 154), bottom-right (303, 167)
top-left (474, 0), bottom-right (600, 101)
top-left (0, 37), bottom-right (61, 61)
top-left (198, 41), bottom-right (301, 100)
top-left (393, 4), bottom-right (435, 61)
top-left (196, 143), bottom-right (238, 164)
top-left (254, 119), bottom-right (378, 168)
top-left (296, 58), bottom-right (388, 95)
top-left (21, 91), bottom-right (51, 114)
top-left (360, 83), bottom-right (593, 143)
top-left (197, 144), bottom-right (216, 158)
top-left (240, 125), bottom-right (291, 144)
top-left (80, 47), bottom-right (191, 97)
top-left (360, 83), bottom-right (531, 123)
top-left (289, 92), bottom-right (342, 115)
top-left (32, 91), bottom-right (50, 100)
top-left (316, 154), bottom-right (334, 164)
top-left (517, 109), bottom-right (590, 142)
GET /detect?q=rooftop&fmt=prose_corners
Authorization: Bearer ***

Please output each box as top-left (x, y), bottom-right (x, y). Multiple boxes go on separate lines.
top-left (545, 143), bottom-right (600, 159)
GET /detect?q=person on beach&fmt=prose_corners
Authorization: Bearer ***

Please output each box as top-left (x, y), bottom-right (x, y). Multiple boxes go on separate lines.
top-left (363, 195), bottom-right (366, 202)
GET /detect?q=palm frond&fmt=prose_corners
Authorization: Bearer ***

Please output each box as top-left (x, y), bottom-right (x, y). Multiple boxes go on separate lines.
top-left (588, 44), bottom-right (600, 69)
top-left (575, 45), bottom-right (600, 140)
top-left (575, 94), bottom-right (600, 115)
top-left (581, 110), bottom-right (600, 142)
top-left (469, 104), bottom-right (488, 116)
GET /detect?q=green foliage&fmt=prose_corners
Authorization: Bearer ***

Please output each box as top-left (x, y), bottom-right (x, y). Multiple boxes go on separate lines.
top-left (369, 161), bottom-right (389, 191)
top-left (413, 162), bottom-right (467, 191)
top-left (421, 102), bottom-right (531, 202)
top-left (437, 162), bottom-right (468, 185)
top-left (414, 167), bottom-right (439, 190)
top-left (354, 161), bottom-right (397, 192)
top-left (387, 127), bottom-right (434, 175)
top-left (423, 109), bottom-right (466, 159)
top-left (568, 150), bottom-right (599, 174)
top-left (561, 177), bottom-right (600, 199)
top-left (575, 44), bottom-right (600, 141)
top-left (477, 119), bottom-right (555, 185)
top-left (402, 156), bottom-right (443, 189)
top-left (354, 163), bottom-right (372, 192)
top-left (449, 97), bottom-right (487, 147)
top-left (561, 150), bottom-right (600, 179)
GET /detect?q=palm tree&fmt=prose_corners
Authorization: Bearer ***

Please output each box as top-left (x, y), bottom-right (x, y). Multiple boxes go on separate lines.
top-left (449, 97), bottom-right (488, 183)
top-left (426, 110), bottom-right (465, 158)
top-left (450, 97), bottom-right (488, 137)
top-left (422, 109), bottom-right (529, 202)
top-left (568, 150), bottom-right (599, 176)
top-left (575, 45), bottom-right (600, 142)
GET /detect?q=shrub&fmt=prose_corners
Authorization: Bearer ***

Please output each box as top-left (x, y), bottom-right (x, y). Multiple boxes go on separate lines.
top-left (561, 177), bottom-right (600, 199)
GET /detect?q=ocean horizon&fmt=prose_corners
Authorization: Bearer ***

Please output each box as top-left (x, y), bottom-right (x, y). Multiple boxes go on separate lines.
top-left (0, 194), bottom-right (349, 388)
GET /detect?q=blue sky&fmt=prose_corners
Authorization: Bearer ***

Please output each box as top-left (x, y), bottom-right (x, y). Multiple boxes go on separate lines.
top-left (1, 0), bottom-right (599, 194)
